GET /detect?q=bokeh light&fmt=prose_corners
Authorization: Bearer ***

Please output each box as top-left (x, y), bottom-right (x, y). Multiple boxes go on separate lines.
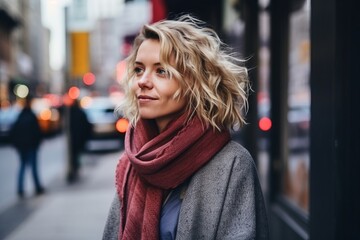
top-left (83, 72), bottom-right (96, 85)
top-left (68, 86), bottom-right (80, 99)
top-left (259, 117), bottom-right (272, 131)
top-left (14, 84), bottom-right (29, 98)
top-left (116, 118), bottom-right (129, 133)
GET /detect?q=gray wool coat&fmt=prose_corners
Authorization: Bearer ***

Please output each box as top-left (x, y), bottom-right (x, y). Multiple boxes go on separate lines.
top-left (102, 141), bottom-right (269, 240)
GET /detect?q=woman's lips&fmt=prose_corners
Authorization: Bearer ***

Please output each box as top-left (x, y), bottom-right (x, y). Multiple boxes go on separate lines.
top-left (137, 95), bottom-right (157, 102)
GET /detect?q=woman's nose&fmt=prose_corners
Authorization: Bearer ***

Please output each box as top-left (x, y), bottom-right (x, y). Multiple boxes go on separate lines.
top-left (138, 73), bottom-right (153, 89)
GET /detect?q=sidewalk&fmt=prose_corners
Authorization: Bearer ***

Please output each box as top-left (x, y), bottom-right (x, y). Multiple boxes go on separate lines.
top-left (1, 151), bottom-right (121, 240)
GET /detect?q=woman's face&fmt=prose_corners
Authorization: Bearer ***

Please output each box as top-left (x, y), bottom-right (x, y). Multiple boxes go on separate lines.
top-left (131, 39), bottom-right (187, 132)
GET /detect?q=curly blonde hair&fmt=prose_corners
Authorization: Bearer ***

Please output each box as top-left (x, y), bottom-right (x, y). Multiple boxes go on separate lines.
top-left (117, 15), bottom-right (249, 130)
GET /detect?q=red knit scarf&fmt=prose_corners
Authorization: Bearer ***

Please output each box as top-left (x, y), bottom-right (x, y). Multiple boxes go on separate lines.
top-left (115, 113), bottom-right (230, 240)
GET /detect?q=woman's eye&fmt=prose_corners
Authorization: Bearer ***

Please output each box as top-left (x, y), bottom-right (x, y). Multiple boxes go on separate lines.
top-left (134, 67), bottom-right (143, 75)
top-left (157, 68), bottom-right (167, 76)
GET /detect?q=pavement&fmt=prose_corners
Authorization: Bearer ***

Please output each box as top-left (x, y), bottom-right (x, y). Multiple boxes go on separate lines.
top-left (0, 150), bottom-right (122, 240)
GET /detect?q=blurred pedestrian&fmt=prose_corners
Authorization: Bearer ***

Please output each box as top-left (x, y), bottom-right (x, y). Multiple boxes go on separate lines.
top-left (9, 95), bottom-right (45, 198)
top-left (103, 15), bottom-right (269, 239)
top-left (67, 99), bottom-right (91, 183)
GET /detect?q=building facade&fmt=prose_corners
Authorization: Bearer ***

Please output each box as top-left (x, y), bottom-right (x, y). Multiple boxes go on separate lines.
top-left (0, 0), bottom-right (51, 102)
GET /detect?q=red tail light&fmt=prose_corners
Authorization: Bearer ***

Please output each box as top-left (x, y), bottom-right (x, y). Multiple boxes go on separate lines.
top-left (259, 117), bottom-right (272, 131)
top-left (116, 118), bottom-right (129, 133)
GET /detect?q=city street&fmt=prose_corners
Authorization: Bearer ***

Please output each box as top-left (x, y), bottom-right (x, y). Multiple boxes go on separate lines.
top-left (0, 134), bottom-right (122, 239)
top-left (0, 134), bottom-right (67, 212)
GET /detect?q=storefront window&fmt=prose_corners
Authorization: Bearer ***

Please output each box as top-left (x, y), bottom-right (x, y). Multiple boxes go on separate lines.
top-left (283, 0), bottom-right (311, 213)
top-left (257, 5), bottom-right (271, 195)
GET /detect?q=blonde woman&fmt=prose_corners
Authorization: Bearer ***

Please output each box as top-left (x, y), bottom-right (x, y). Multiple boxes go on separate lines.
top-left (103, 15), bottom-right (269, 240)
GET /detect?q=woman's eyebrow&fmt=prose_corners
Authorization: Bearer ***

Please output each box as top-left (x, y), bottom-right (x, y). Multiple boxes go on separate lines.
top-left (134, 61), bottom-right (162, 67)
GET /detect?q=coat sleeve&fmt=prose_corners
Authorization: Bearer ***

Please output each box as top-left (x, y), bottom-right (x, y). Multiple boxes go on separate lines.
top-left (102, 194), bottom-right (121, 240)
top-left (215, 152), bottom-right (269, 240)
top-left (177, 141), bottom-right (269, 240)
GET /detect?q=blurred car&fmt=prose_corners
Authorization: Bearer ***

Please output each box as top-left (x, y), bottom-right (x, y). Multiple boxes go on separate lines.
top-left (0, 104), bottom-right (21, 143)
top-left (82, 96), bottom-right (128, 151)
top-left (32, 97), bottom-right (62, 136)
top-left (0, 97), bottom-right (62, 143)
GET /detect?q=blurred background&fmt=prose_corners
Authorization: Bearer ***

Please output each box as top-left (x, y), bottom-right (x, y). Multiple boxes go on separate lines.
top-left (0, 0), bottom-right (358, 239)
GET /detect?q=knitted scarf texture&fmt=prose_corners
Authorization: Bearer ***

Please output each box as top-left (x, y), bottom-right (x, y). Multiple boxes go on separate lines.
top-left (115, 113), bottom-right (230, 240)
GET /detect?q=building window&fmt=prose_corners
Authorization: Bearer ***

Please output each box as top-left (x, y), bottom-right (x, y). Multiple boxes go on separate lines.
top-left (283, 0), bottom-right (311, 213)
top-left (257, 5), bottom-right (271, 196)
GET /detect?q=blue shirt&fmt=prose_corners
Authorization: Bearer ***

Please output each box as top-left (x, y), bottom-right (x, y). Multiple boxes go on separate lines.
top-left (160, 184), bottom-right (187, 240)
